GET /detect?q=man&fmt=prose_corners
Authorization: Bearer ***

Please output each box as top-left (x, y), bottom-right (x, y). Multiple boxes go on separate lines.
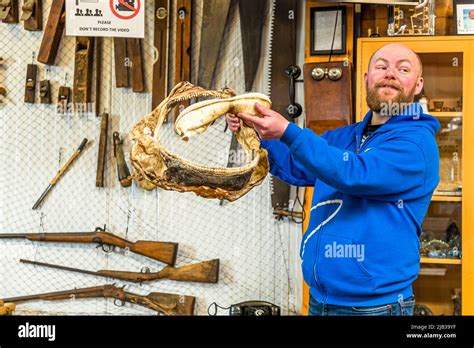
top-left (226, 43), bottom-right (440, 316)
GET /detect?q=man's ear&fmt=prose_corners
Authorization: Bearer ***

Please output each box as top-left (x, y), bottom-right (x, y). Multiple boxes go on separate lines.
top-left (364, 72), bottom-right (368, 85)
top-left (415, 77), bottom-right (424, 95)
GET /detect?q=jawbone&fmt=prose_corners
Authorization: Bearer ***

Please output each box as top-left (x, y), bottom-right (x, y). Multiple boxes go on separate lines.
top-left (130, 82), bottom-right (270, 202)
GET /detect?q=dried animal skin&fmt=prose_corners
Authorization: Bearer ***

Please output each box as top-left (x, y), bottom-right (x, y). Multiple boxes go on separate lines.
top-left (130, 82), bottom-right (270, 201)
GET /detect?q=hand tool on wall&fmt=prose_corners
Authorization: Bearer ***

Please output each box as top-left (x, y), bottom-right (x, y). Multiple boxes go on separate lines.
top-left (21, 0), bottom-right (42, 31)
top-left (113, 132), bottom-right (132, 188)
top-left (0, 225), bottom-right (178, 265)
top-left (20, 258), bottom-right (220, 284)
top-left (197, 0), bottom-right (230, 90)
top-left (113, 38), bottom-right (129, 88)
top-left (96, 113), bottom-right (108, 188)
top-left (220, 0), bottom-right (266, 206)
top-left (0, 85), bottom-right (6, 104)
top-left (32, 138), bottom-right (88, 210)
top-left (126, 38), bottom-right (145, 93)
top-left (73, 37), bottom-right (94, 112)
top-left (2, 284), bottom-right (195, 316)
top-left (95, 37), bottom-right (102, 116)
top-left (268, 0), bottom-right (299, 215)
top-left (39, 79), bottom-right (51, 104)
top-left (152, 0), bottom-right (170, 110)
top-left (238, 0), bottom-right (267, 92)
top-left (0, 0), bottom-right (19, 23)
top-left (57, 86), bottom-right (70, 114)
top-left (173, 0), bottom-right (192, 121)
top-left (24, 63), bottom-right (38, 103)
top-left (37, 0), bottom-right (65, 65)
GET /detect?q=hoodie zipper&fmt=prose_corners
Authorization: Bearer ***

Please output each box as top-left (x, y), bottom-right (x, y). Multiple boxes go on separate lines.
top-left (356, 130), bottom-right (378, 154)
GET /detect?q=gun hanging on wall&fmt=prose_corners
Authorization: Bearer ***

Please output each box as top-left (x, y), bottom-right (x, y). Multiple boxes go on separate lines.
top-left (20, 258), bottom-right (220, 284)
top-left (0, 226), bottom-right (178, 265)
top-left (2, 284), bottom-right (195, 316)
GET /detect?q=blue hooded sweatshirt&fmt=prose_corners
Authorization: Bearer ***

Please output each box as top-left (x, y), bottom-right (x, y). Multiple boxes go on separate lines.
top-left (260, 103), bottom-right (440, 306)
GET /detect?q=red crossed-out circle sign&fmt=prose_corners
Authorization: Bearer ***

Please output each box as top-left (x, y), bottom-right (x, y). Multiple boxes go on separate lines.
top-left (110, 0), bottom-right (141, 20)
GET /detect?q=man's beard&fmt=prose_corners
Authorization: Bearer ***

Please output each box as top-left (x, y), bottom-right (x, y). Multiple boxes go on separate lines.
top-left (366, 80), bottom-right (417, 115)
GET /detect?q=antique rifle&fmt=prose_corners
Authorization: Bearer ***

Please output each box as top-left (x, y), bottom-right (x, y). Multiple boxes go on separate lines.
top-left (20, 258), bottom-right (219, 284)
top-left (2, 284), bottom-right (195, 316)
top-left (0, 226), bottom-right (178, 265)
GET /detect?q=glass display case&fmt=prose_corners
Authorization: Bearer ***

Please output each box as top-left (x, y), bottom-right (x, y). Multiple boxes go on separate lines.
top-left (356, 37), bottom-right (474, 315)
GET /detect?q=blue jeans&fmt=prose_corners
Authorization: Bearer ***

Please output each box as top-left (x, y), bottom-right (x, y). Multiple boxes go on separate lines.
top-left (308, 294), bottom-right (415, 316)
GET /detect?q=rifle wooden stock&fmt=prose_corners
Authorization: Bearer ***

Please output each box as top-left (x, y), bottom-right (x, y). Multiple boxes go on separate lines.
top-left (0, 300), bottom-right (15, 316)
top-left (21, 258), bottom-right (219, 284)
top-left (104, 259), bottom-right (219, 283)
top-left (2, 284), bottom-right (195, 316)
top-left (0, 230), bottom-right (178, 265)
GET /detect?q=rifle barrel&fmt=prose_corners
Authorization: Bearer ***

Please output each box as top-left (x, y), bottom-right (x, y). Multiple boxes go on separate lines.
top-left (20, 259), bottom-right (98, 277)
top-left (0, 234), bottom-right (28, 239)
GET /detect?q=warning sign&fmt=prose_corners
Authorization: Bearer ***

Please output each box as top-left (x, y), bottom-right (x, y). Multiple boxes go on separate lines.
top-left (65, 0), bottom-right (144, 38)
top-left (110, 0), bottom-right (141, 20)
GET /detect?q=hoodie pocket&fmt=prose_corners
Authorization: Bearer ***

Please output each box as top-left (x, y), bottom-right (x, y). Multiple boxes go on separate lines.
top-left (316, 233), bottom-right (375, 297)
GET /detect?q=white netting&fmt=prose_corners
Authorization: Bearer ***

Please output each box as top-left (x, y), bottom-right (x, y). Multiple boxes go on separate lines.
top-left (0, 0), bottom-right (303, 315)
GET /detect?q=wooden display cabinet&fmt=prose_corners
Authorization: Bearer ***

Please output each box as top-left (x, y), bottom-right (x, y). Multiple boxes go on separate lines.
top-left (355, 36), bottom-right (474, 315)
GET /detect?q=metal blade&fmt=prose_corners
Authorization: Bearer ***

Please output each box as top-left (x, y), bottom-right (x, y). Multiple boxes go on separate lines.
top-left (238, 0), bottom-right (268, 92)
top-left (267, 0), bottom-right (298, 212)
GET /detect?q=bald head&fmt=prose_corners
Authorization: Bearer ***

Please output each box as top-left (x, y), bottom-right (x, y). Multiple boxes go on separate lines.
top-left (364, 43), bottom-right (425, 114)
top-left (368, 43), bottom-right (423, 78)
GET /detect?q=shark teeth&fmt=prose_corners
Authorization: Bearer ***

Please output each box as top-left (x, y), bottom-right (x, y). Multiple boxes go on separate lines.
top-left (129, 82), bottom-right (270, 201)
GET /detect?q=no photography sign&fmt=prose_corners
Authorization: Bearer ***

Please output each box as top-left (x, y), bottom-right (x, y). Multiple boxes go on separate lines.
top-left (66, 0), bottom-right (145, 38)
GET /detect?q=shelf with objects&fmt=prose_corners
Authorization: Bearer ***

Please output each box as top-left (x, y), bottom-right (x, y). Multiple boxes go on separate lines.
top-left (356, 36), bottom-right (474, 315)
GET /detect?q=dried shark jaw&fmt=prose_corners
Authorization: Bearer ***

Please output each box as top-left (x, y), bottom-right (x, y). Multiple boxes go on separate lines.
top-left (130, 82), bottom-right (270, 201)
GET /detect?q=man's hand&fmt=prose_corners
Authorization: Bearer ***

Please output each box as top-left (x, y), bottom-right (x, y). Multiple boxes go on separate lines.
top-left (226, 112), bottom-right (241, 132)
top-left (235, 103), bottom-right (290, 140)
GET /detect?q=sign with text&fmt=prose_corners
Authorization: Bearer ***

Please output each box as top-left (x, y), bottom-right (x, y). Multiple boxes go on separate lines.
top-left (65, 0), bottom-right (144, 38)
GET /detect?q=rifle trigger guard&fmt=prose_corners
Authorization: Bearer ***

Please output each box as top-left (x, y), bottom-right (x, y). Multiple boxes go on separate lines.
top-left (101, 244), bottom-right (114, 253)
top-left (92, 236), bottom-right (114, 253)
top-left (113, 298), bottom-right (125, 307)
top-left (140, 267), bottom-right (151, 274)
